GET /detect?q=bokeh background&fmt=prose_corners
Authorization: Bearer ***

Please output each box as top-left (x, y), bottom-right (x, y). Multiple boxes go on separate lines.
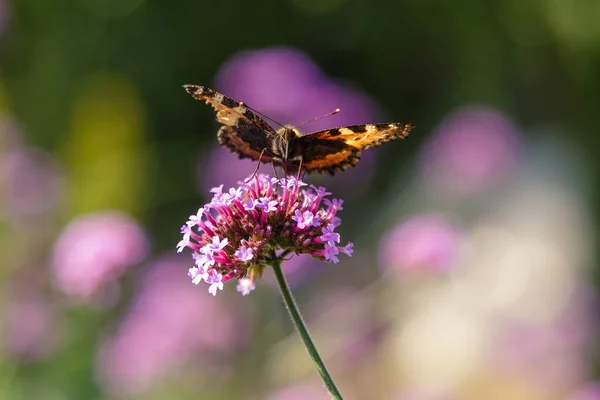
top-left (1, 1), bottom-right (599, 399)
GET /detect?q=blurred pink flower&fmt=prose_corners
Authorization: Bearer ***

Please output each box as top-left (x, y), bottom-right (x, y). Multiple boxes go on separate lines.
top-left (199, 46), bottom-right (380, 193)
top-left (378, 214), bottom-right (462, 273)
top-left (567, 382), bottom-right (600, 400)
top-left (51, 211), bottom-right (149, 300)
top-left (2, 291), bottom-right (60, 360)
top-left (95, 255), bottom-right (249, 396)
top-left (266, 381), bottom-right (332, 400)
top-left (420, 105), bottom-right (521, 195)
top-left (1, 148), bottom-right (64, 218)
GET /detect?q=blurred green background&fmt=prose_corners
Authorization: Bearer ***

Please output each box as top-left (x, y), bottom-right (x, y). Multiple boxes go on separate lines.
top-left (1, 0), bottom-right (598, 399)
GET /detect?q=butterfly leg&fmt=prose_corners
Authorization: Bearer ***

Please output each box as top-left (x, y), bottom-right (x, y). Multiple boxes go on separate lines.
top-left (271, 161), bottom-right (280, 180)
top-left (244, 148), bottom-right (267, 183)
top-left (295, 155), bottom-right (303, 182)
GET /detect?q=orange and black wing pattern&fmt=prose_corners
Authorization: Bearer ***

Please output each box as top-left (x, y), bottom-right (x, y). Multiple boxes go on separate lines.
top-left (183, 85), bottom-right (278, 163)
top-left (298, 123), bottom-right (413, 174)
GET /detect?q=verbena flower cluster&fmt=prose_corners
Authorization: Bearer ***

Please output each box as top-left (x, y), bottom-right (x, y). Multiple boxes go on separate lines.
top-left (177, 174), bottom-right (353, 296)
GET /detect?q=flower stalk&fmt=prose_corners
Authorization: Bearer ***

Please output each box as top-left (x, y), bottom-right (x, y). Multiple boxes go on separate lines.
top-left (271, 258), bottom-right (343, 400)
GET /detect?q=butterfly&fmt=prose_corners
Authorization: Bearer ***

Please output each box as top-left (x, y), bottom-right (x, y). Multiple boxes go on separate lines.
top-left (183, 84), bottom-right (413, 175)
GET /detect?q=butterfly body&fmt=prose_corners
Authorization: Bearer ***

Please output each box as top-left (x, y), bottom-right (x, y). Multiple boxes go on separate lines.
top-left (184, 84), bottom-right (413, 175)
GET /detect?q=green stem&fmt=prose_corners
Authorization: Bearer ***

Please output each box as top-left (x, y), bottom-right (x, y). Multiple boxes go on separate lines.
top-left (271, 260), bottom-right (343, 399)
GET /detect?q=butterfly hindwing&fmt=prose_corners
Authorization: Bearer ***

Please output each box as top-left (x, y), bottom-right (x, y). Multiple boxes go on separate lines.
top-left (217, 125), bottom-right (276, 164)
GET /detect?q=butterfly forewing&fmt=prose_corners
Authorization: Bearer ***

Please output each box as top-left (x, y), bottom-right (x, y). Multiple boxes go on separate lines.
top-left (296, 123), bottom-right (413, 174)
top-left (184, 85), bottom-right (279, 163)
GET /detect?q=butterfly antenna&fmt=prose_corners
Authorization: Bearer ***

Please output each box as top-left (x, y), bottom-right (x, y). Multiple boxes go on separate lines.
top-left (240, 102), bottom-right (287, 129)
top-left (294, 108), bottom-right (341, 128)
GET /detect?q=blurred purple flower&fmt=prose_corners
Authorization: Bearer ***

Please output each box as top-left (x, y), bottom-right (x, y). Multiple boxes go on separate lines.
top-left (199, 47), bottom-right (380, 192)
top-left (567, 382), bottom-right (600, 400)
top-left (95, 255), bottom-right (249, 396)
top-left (378, 214), bottom-right (462, 273)
top-left (179, 174), bottom-right (352, 296)
top-left (215, 47), bottom-right (379, 129)
top-left (1, 148), bottom-right (64, 218)
top-left (420, 105), bottom-right (522, 195)
top-left (266, 381), bottom-right (333, 400)
top-left (51, 211), bottom-right (149, 300)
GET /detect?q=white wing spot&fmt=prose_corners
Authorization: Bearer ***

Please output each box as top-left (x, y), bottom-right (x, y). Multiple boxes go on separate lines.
top-left (234, 104), bottom-right (247, 114)
top-left (215, 93), bottom-right (224, 103)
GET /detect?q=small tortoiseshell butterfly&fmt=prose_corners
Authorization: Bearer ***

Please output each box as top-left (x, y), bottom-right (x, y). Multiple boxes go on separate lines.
top-left (184, 84), bottom-right (413, 175)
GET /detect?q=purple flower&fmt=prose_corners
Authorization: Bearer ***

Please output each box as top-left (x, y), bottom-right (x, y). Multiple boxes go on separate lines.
top-left (256, 196), bottom-right (278, 212)
top-left (234, 244), bottom-right (254, 262)
top-left (207, 235), bottom-right (228, 253)
top-left (242, 197), bottom-right (257, 211)
top-left (176, 225), bottom-right (191, 253)
top-left (177, 174), bottom-right (352, 295)
top-left (378, 214), bottom-right (461, 273)
top-left (206, 270), bottom-right (224, 296)
top-left (52, 211), bottom-right (150, 300)
top-left (310, 185), bottom-right (331, 198)
top-left (188, 266), bottom-right (208, 285)
top-left (186, 208), bottom-right (204, 227)
top-left (320, 223), bottom-right (341, 246)
top-left (292, 210), bottom-right (320, 230)
top-left (323, 244), bottom-right (340, 263)
top-left (210, 184), bottom-right (223, 194)
top-left (340, 242), bottom-right (354, 256)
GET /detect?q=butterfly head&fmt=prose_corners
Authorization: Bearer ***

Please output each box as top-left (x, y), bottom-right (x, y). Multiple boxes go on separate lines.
top-left (274, 125), bottom-right (302, 160)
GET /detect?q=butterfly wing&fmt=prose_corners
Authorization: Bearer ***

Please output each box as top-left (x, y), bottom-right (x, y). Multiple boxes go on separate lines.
top-left (184, 85), bottom-right (278, 163)
top-left (297, 122), bottom-right (413, 174)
